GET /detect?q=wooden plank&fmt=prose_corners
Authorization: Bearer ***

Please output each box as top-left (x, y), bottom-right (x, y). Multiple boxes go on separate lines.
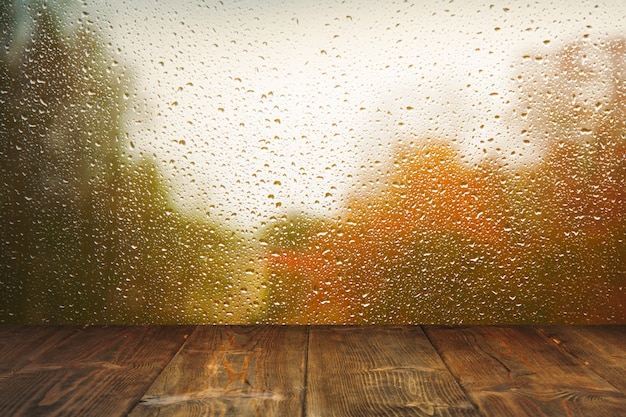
top-left (0, 325), bottom-right (192, 417)
top-left (425, 326), bottom-right (626, 417)
top-left (128, 326), bottom-right (308, 417)
top-left (306, 326), bottom-right (479, 417)
top-left (537, 326), bottom-right (626, 394)
top-left (0, 325), bottom-right (81, 379)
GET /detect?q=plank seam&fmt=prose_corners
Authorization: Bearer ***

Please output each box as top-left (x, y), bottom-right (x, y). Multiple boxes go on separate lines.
top-left (421, 325), bottom-right (486, 417)
top-left (123, 325), bottom-right (198, 417)
top-left (534, 326), bottom-right (626, 396)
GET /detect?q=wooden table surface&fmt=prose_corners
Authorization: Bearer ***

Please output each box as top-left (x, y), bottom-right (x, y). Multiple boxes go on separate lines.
top-left (0, 325), bottom-right (624, 416)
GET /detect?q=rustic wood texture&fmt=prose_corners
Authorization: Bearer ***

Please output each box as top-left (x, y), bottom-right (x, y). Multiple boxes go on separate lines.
top-left (306, 326), bottom-right (479, 417)
top-left (537, 326), bottom-right (626, 393)
top-left (425, 326), bottom-right (626, 417)
top-left (1, 325), bottom-right (625, 417)
top-left (128, 326), bottom-right (308, 417)
top-left (0, 325), bottom-right (191, 417)
top-left (0, 325), bottom-right (80, 381)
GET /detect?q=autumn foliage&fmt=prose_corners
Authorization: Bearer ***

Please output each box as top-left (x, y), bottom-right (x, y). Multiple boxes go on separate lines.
top-left (264, 39), bottom-right (626, 324)
top-left (264, 142), bottom-right (513, 323)
top-left (2, 6), bottom-right (624, 325)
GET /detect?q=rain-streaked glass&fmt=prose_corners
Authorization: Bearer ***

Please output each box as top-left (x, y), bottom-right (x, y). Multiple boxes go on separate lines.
top-left (1, 0), bottom-right (624, 324)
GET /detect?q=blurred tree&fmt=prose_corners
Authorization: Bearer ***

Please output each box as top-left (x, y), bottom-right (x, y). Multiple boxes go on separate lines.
top-left (509, 37), bottom-right (626, 322)
top-left (260, 213), bottom-right (353, 323)
top-left (0, 0), bottom-right (238, 323)
top-left (262, 38), bottom-right (625, 324)
top-left (0, 0), bottom-right (122, 321)
top-left (262, 143), bottom-right (513, 324)
top-left (339, 141), bottom-right (513, 323)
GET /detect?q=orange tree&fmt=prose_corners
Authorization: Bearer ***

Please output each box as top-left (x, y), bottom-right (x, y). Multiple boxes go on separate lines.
top-left (261, 37), bottom-right (625, 325)
top-left (262, 140), bottom-right (515, 323)
top-left (340, 141), bottom-right (515, 323)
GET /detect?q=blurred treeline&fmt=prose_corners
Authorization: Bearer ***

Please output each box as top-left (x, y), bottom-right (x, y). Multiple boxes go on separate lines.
top-left (261, 39), bottom-right (626, 324)
top-left (0, 1), bottom-right (249, 323)
top-left (1, 2), bottom-right (624, 324)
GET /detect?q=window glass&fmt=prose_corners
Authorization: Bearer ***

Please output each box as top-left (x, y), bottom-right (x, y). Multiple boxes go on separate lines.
top-left (1, 0), bottom-right (624, 323)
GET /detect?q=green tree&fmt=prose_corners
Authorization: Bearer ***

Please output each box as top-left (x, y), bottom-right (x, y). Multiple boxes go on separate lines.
top-left (0, 1), bottom-right (123, 321)
top-left (1, 0), bottom-right (240, 323)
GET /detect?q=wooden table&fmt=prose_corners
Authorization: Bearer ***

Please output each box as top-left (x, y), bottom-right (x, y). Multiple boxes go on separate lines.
top-left (0, 325), bottom-right (624, 416)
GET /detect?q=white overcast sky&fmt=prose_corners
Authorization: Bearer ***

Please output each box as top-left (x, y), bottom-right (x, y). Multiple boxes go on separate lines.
top-left (83, 0), bottom-right (626, 230)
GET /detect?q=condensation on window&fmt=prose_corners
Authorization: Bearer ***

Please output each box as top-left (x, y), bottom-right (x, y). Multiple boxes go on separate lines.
top-left (1, 0), bottom-right (624, 324)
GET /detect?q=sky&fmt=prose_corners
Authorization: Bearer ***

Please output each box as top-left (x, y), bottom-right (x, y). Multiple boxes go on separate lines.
top-left (82, 0), bottom-right (626, 230)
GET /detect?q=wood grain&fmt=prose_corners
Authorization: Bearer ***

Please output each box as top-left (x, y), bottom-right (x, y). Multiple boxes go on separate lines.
top-left (2, 325), bottom-right (625, 416)
top-left (537, 326), bottom-right (626, 393)
top-left (425, 326), bottom-right (626, 417)
top-left (0, 325), bottom-right (80, 379)
top-left (306, 326), bottom-right (479, 417)
top-left (128, 325), bottom-right (308, 417)
top-left (0, 325), bottom-right (191, 417)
